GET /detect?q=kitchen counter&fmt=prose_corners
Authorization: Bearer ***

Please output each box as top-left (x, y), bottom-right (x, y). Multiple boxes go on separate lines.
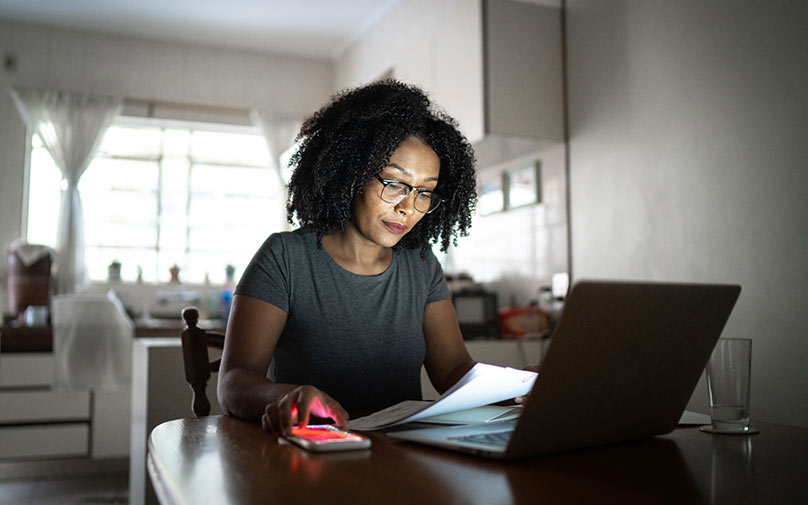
top-left (133, 317), bottom-right (224, 338)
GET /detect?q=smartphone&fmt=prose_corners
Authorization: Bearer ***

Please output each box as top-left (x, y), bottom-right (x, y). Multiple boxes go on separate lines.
top-left (284, 424), bottom-right (371, 452)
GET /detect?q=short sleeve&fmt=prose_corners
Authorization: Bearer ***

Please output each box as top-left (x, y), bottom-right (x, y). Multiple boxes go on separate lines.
top-left (234, 233), bottom-right (291, 312)
top-left (425, 249), bottom-right (450, 304)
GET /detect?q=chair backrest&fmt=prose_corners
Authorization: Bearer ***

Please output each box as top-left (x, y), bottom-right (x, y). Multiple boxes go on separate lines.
top-left (180, 307), bottom-right (225, 417)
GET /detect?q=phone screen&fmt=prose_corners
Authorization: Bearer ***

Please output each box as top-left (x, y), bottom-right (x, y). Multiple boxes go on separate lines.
top-left (284, 425), bottom-right (371, 452)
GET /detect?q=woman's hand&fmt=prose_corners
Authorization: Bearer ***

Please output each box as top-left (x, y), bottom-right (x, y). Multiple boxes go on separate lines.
top-left (513, 364), bottom-right (540, 405)
top-left (261, 385), bottom-right (349, 436)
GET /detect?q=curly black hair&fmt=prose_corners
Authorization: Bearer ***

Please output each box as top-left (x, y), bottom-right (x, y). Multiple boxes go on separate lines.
top-left (286, 79), bottom-right (477, 254)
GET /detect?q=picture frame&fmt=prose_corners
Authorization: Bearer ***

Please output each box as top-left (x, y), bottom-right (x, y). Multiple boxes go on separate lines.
top-left (505, 161), bottom-right (541, 209)
top-left (478, 171), bottom-right (505, 215)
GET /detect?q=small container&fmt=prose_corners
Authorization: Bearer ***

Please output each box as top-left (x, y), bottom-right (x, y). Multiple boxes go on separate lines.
top-left (108, 260), bottom-right (121, 282)
top-left (24, 305), bottom-right (49, 326)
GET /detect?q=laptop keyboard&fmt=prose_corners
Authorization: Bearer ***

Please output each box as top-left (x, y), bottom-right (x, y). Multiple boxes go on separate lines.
top-left (448, 431), bottom-right (511, 447)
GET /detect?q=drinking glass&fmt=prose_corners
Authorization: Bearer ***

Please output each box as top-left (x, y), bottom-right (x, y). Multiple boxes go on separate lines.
top-left (700, 338), bottom-right (759, 434)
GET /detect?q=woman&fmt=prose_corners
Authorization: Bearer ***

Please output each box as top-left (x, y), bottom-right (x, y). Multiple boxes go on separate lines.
top-left (218, 79), bottom-right (478, 436)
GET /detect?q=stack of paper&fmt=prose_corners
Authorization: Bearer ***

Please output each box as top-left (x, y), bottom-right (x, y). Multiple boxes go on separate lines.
top-left (348, 363), bottom-right (537, 430)
top-left (419, 405), bottom-right (524, 425)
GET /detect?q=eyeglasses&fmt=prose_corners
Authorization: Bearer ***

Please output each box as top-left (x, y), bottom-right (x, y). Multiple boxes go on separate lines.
top-left (374, 174), bottom-right (443, 214)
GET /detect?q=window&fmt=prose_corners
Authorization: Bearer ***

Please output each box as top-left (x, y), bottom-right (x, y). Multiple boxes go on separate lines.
top-left (27, 118), bottom-right (287, 284)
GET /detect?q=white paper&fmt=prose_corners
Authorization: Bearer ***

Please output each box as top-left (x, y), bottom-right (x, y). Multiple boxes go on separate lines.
top-left (419, 405), bottom-right (524, 425)
top-left (349, 363), bottom-right (537, 430)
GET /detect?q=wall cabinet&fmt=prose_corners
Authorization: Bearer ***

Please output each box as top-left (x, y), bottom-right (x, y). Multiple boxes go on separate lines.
top-left (474, 0), bottom-right (564, 167)
top-left (336, 0), bottom-right (563, 164)
top-left (481, 0), bottom-right (563, 141)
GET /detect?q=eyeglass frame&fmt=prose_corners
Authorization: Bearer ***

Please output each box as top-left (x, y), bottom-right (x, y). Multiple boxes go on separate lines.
top-left (373, 174), bottom-right (443, 214)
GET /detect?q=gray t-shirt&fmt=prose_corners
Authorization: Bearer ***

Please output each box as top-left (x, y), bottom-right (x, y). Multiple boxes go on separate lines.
top-left (235, 227), bottom-right (450, 413)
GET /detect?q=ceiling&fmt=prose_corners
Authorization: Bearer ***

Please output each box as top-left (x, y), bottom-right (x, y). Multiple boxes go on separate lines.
top-left (0, 0), bottom-right (402, 60)
top-left (0, 1), bottom-right (561, 61)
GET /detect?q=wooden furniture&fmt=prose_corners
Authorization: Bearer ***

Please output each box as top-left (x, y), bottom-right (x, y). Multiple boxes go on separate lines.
top-left (131, 337), bottom-right (540, 505)
top-left (148, 416), bottom-right (808, 505)
top-left (180, 307), bottom-right (225, 417)
top-left (0, 324), bottom-right (52, 352)
top-left (130, 338), bottom-right (225, 505)
top-left (6, 249), bottom-right (51, 325)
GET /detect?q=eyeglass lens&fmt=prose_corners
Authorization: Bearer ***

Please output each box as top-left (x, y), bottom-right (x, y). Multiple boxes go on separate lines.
top-left (381, 181), bottom-right (440, 213)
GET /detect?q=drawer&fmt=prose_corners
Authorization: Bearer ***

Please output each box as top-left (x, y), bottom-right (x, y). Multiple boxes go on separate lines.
top-left (0, 353), bottom-right (55, 386)
top-left (0, 423), bottom-right (89, 459)
top-left (0, 389), bottom-right (90, 423)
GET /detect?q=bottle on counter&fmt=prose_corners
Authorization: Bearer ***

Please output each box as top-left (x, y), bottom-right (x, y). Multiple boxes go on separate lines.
top-left (221, 265), bottom-right (236, 322)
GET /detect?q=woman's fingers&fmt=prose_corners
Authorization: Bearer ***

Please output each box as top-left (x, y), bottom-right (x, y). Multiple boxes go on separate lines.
top-left (513, 365), bottom-right (540, 405)
top-left (296, 387), bottom-right (349, 430)
top-left (260, 386), bottom-right (349, 436)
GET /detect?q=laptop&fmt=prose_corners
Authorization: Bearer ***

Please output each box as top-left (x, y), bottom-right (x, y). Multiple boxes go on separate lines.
top-left (389, 280), bottom-right (741, 459)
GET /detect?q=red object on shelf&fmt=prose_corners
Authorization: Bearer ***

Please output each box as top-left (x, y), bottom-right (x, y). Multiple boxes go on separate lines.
top-left (498, 306), bottom-right (551, 339)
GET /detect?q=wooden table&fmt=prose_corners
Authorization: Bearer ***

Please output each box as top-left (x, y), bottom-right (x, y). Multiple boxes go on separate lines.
top-left (148, 416), bottom-right (808, 505)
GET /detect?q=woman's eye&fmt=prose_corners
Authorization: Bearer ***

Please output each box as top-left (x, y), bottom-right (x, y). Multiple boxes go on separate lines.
top-left (416, 192), bottom-right (432, 201)
top-left (387, 182), bottom-right (407, 193)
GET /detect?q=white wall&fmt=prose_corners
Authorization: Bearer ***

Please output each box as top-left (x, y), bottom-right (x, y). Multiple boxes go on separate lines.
top-left (566, 0), bottom-right (808, 427)
top-left (0, 18), bottom-right (334, 301)
top-left (448, 143), bottom-right (567, 306)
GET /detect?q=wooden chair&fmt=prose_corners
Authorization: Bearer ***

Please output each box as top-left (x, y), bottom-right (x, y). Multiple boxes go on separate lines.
top-left (180, 307), bottom-right (225, 417)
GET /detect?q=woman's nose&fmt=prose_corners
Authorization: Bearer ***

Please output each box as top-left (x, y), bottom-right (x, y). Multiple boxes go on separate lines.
top-left (395, 192), bottom-right (417, 215)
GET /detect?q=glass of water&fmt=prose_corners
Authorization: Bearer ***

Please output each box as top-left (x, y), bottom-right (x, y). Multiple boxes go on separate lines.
top-left (701, 338), bottom-right (759, 435)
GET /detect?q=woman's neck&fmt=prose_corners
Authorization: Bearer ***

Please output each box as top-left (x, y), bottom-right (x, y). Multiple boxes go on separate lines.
top-left (321, 226), bottom-right (393, 276)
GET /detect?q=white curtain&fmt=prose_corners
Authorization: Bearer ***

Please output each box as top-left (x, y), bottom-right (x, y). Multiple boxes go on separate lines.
top-left (11, 88), bottom-right (122, 293)
top-left (251, 109), bottom-right (301, 186)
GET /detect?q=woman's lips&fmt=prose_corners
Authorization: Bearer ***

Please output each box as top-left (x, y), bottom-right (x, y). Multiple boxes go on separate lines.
top-left (383, 221), bottom-right (408, 234)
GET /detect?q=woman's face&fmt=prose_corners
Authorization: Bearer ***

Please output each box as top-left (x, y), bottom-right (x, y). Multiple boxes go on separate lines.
top-left (350, 136), bottom-right (440, 249)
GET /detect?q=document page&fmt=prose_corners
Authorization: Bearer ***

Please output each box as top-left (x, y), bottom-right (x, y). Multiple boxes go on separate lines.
top-left (349, 363), bottom-right (537, 430)
top-left (418, 405), bottom-right (524, 425)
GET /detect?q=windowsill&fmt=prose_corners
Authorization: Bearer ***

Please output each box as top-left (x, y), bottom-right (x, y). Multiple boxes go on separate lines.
top-left (80, 281), bottom-right (230, 322)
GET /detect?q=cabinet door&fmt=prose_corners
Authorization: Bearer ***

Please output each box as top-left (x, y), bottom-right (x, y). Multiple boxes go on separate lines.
top-left (0, 424), bottom-right (89, 459)
top-left (92, 389), bottom-right (131, 458)
top-left (0, 353), bottom-right (55, 386)
top-left (0, 389), bottom-right (90, 423)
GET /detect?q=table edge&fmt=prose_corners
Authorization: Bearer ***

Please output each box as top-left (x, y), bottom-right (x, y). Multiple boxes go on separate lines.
top-left (148, 421), bottom-right (190, 505)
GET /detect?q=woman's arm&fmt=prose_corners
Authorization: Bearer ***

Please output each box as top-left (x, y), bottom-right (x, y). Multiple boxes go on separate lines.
top-left (217, 294), bottom-right (289, 420)
top-left (217, 294), bottom-right (348, 434)
top-left (422, 299), bottom-right (476, 394)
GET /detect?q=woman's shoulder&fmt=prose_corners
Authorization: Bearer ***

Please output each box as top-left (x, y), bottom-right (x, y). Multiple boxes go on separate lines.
top-left (263, 227), bottom-right (316, 249)
top-left (395, 244), bottom-right (440, 268)
top-left (248, 228), bottom-right (315, 266)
